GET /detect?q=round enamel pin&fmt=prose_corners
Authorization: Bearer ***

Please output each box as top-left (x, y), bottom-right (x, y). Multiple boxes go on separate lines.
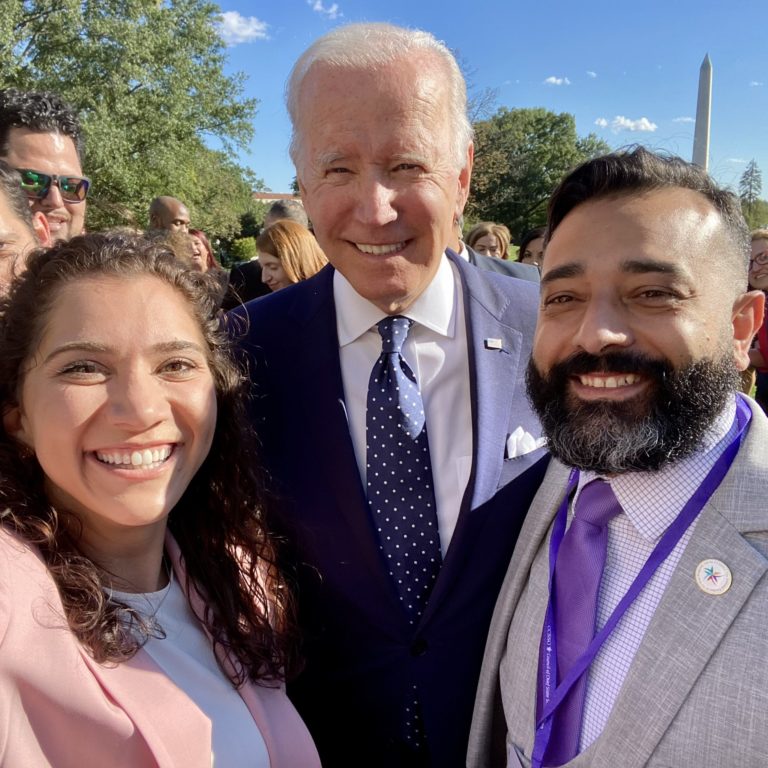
top-left (695, 559), bottom-right (732, 595)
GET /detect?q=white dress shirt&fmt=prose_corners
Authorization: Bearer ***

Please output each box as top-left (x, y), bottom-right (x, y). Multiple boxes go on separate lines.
top-left (334, 255), bottom-right (473, 554)
top-left (573, 397), bottom-right (737, 751)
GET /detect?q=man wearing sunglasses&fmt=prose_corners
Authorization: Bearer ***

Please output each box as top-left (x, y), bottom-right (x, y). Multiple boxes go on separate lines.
top-left (0, 89), bottom-right (87, 242)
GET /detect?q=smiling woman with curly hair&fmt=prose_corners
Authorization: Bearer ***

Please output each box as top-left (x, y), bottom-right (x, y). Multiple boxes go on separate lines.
top-left (0, 232), bottom-right (319, 767)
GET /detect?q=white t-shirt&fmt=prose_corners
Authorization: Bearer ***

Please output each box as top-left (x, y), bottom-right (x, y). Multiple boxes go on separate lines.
top-left (110, 579), bottom-right (269, 768)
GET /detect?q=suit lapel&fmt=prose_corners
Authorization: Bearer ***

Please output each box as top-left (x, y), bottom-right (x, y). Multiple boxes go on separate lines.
top-left (591, 503), bottom-right (768, 765)
top-left (590, 408), bottom-right (768, 766)
top-left (79, 638), bottom-right (212, 768)
top-left (420, 255), bottom-right (539, 621)
top-left (452, 253), bottom-right (525, 510)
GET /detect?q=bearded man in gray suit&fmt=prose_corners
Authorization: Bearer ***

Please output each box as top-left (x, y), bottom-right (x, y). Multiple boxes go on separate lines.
top-left (468, 147), bottom-right (768, 768)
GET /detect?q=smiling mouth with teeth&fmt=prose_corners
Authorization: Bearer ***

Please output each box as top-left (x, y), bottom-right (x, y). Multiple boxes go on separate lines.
top-left (94, 445), bottom-right (174, 469)
top-left (354, 242), bottom-right (407, 255)
top-left (577, 374), bottom-right (640, 389)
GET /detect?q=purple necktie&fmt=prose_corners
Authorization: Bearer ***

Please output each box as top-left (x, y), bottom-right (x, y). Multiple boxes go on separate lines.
top-left (544, 479), bottom-right (621, 765)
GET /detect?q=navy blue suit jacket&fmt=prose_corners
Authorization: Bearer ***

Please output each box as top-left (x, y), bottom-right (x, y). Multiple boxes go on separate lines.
top-left (230, 253), bottom-right (546, 767)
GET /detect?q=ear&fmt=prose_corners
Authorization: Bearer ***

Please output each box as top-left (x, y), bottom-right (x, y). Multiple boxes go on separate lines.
top-left (2, 404), bottom-right (31, 450)
top-left (32, 211), bottom-right (51, 247)
top-left (732, 289), bottom-right (765, 370)
top-left (456, 142), bottom-right (474, 217)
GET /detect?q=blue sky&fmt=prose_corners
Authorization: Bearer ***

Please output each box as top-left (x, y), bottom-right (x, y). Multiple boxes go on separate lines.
top-left (215, 0), bottom-right (768, 197)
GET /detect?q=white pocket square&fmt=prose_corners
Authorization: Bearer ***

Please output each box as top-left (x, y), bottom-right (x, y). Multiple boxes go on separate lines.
top-left (505, 427), bottom-right (546, 459)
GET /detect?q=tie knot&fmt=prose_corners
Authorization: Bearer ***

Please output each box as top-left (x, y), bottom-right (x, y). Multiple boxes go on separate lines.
top-left (573, 479), bottom-right (622, 528)
top-left (377, 315), bottom-right (412, 354)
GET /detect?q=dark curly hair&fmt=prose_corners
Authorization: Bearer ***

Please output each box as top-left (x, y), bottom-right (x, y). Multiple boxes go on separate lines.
top-left (0, 89), bottom-right (84, 162)
top-left (0, 232), bottom-right (298, 685)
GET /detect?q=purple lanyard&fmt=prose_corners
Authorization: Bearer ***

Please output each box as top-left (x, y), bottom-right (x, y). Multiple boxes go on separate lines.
top-left (531, 396), bottom-right (752, 768)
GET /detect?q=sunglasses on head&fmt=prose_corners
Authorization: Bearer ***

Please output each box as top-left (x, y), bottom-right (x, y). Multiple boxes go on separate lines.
top-left (16, 168), bottom-right (90, 203)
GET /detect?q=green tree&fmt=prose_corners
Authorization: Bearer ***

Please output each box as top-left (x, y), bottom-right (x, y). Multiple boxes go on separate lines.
top-left (742, 198), bottom-right (768, 230)
top-left (230, 236), bottom-right (256, 262)
top-left (467, 107), bottom-right (610, 239)
top-left (1, 0), bottom-right (261, 237)
top-left (739, 159), bottom-right (763, 224)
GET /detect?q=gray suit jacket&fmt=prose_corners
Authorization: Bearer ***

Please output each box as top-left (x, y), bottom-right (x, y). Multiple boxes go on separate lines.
top-left (468, 397), bottom-right (768, 767)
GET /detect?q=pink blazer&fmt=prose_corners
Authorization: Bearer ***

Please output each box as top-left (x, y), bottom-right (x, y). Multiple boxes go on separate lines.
top-left (0, 527), bottom-right (321, 767)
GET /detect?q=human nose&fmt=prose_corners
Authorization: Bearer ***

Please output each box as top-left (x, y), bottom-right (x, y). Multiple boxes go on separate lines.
top-left (355, 176), bottom-right (398, 226)
top-left (107, 369), bottom-right (168, 429)
top-left (572, 296), bottom-right (634, 355)
top-left (40, 181), bottom-right (65, 209)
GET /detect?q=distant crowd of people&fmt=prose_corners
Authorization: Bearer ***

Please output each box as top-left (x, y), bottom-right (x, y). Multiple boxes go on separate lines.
top-left (0, 20), bottom-right (766, 768)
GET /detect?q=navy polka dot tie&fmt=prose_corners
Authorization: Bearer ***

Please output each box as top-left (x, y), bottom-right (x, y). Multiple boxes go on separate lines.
top-left (366, 315), bottom-right (442, 624)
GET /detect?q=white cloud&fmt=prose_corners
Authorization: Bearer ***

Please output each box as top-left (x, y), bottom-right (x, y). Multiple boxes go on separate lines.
top-left (750, 80), bottom-right (764, 87)
top-left (586, 71), bottom-right (597, 79)
top-left (543, 76), bottom-right (570, 86)
top-left (594, 117), bottom-right (608, 128)
top-left (308, 0), bottom-right (342, 19)
top-left (672, 116), bottom-right (695, 123)
top-left (610, 115), bottom-right (657, 133)
top-left (726, 158), bottom-right (747, 164)
top-left (218, 11), bottom-right (268, 45)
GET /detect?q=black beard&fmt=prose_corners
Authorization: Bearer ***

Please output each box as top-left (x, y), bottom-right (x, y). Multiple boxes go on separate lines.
top-left (526, 350), bottom-right (739, 474)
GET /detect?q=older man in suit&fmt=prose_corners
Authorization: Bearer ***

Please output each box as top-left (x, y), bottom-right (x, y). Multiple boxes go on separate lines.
top-left (231, 22), bottom-right (544, 768)
top-left (468, 147), bottom-right (768, 767)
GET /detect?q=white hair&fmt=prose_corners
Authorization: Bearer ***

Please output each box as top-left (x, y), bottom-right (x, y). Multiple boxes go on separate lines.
top-left (286, 22), bottom-right (473, 173)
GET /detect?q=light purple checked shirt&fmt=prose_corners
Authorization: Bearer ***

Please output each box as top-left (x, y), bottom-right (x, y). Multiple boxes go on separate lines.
top-left (572, 397), bottom-right (737, 752)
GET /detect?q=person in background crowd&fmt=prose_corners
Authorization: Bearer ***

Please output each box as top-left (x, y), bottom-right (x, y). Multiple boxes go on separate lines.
top-left (189, 227), bottom-right (230, 305)
top-left (0, 89), bottom-right (88, 242)
top-left (466, 221), bottom-right (511, 259)
top-left (469, 148), bottom-right (767, 768)
top-left (148, 196), bottom-right (191, 233)
top-left (517, 226), bottom-right (546, 268)
top-left (0, 232), bottom-right (320, 767)
top-left (263, 199), bottom-right (309, 230)
top-left (225, 199), bottom-right (309, 308)
top-left (231, 22), bottom-right (544, 768)
top-left (748, 228), bottom-right (768, 412)
top-left (257, 220), bottom-right (327, 292)
top-left (189, 228), bottom-right (219, 272)
top-left (0, 160), bottom-right (51, 291)
top-left (150, 229), bottom-right (229, 307)
top-left (451, 214), bottom-right (539, 283)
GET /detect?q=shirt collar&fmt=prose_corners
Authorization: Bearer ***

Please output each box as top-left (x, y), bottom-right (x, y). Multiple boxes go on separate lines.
top-left (576, 396), bottom-right (738, 542)
top-left (334, 255), bottom-right (457, 347)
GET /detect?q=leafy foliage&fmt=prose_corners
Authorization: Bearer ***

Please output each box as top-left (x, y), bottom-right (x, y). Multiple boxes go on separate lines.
top-left (1, 0), bottom-right (262, 237)
top-left (467, 107), bottom-right (610, 240)
top-left (230, 236), bottom-right (257, 262)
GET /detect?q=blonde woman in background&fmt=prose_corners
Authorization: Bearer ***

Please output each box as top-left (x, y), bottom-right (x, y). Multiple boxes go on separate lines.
top-left (465, 221), bottom-right (511, 260)
top-left (258, 220), bottom-right (327, 292)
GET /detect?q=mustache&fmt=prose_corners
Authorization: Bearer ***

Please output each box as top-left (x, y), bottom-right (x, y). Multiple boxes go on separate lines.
top-left (547, 350), bottom-right (673, 379)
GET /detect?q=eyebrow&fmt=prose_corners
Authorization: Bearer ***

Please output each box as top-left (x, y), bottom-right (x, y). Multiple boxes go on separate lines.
top-left (315, 151), bottom-right (348, 166)
top-left (619, 258), bottom-right (686, 278)
top-left (541, 263), bottom-right (584, 285)
top-left (43, 339), bottom-right (206, 365)
top-left (541, 258), bottom-right (688, 286)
